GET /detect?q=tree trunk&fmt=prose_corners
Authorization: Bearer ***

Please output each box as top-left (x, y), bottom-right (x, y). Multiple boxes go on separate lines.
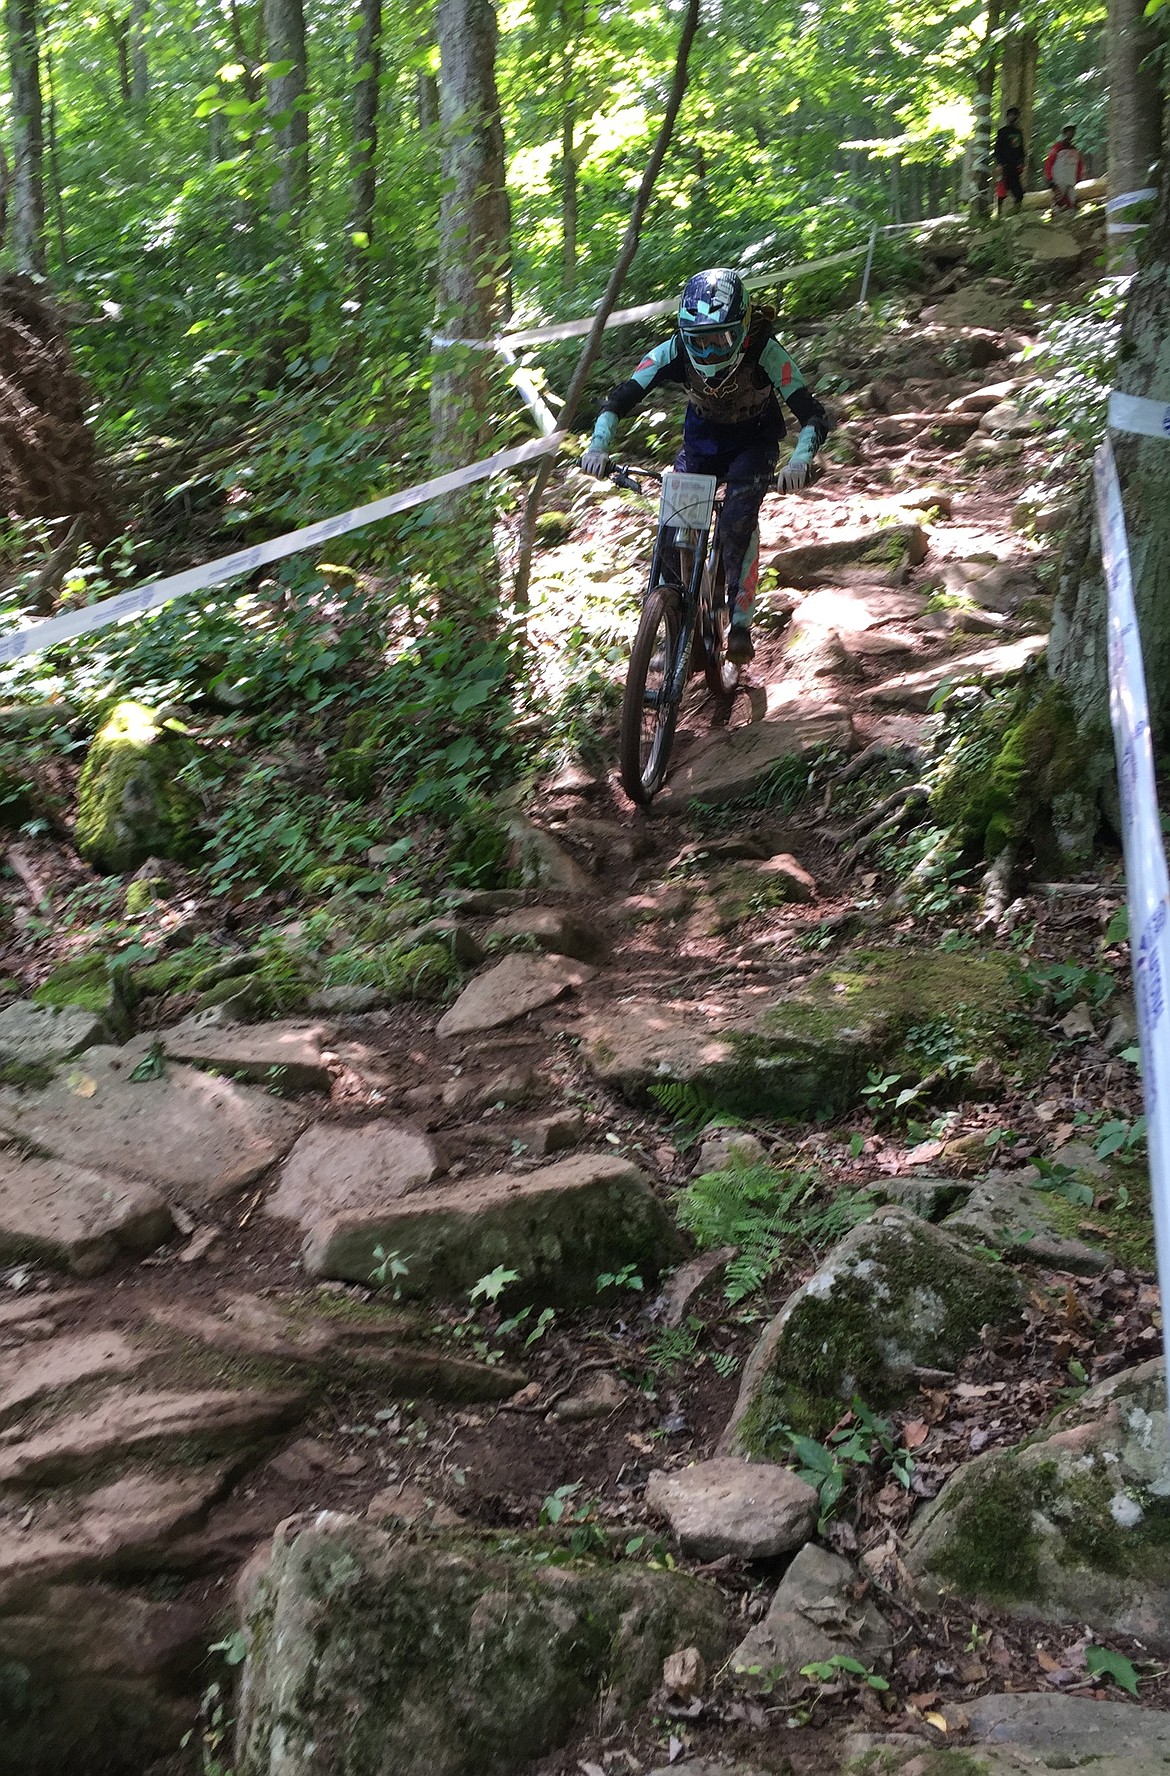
top-left (349, 0), bottom-right (382, 262)
top-left (109, 11), bottom-right (131, 101)
top-left (129, 0), bottom-right (149, 106)
top-left (561, 91), bottom-right (577, 293)
top-left (1107, 0), bottom-right (1161, 265)
top-left (429, 0), bottom-right (512, 469)
top-left (1050, 162), bottom-right (1170, 785)
top-left (969, 0), bottom-right (1002, 218)
top-left (6, 0), bottom-right (45, 276)
top-left (264, 0), bottom-right (309, 222)
top-left (44, 47), bottom-right (67, 267)
top-left (999, 27), bottom-right (1039, 169)
top-left (418, 64), bottom-right (439, 132)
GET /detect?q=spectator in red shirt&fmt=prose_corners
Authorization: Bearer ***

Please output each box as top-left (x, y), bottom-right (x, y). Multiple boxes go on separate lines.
top-left (1044, 124), bottom-right (1084, 212)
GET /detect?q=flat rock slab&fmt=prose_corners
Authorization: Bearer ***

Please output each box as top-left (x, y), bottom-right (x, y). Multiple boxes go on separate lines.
top-left (0, 1385), bottom-right (306, 1487)
top-left (581, 945), bottom-right (1021, 1120)
top-left (0, 1002), bottom-right (105, 1071)
top-left (151, 1292), bottom-right (524, 1403)
top-left (658, 705), bottom-right (854, 808)
top-left (941, 1174), bottom-right (1108, 1273)
top-left (267, 1122), bottom-right (446, 1231)
top-left (436, 953), bottom-right (595, 1038)
top-left (789, 587), bottom-right (928, 634)
top-left (0, 1329), bottom-right (149, 1424)
top-left (161, 1019), bottom-right (334, 1092)
top-left (0, 1047), bottom-right (307, 1208)
top-left (866, 635), bottom-right (1047, 709)
top-left (0, 1147), bottom-right (173, 1275)
top-left (646, 1458), bottom-right (817, 1560)
top-left (0, 1463), bottom-right (230, 1604)
top-left (967, 1692), bottom-right (1170, 1754)
top-left (302, 1151), bottom-right (684, 1304)
top-left (486, 908), bottom-right (603, 963)
top-left (730, 1544), bottom-right (892, 1689)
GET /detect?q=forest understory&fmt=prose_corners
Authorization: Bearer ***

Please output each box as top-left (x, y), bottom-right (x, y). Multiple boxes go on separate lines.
top-left (1, 220), bottom-right (1167, 1776)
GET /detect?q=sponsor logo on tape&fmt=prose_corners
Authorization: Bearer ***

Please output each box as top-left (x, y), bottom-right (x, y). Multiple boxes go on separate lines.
top-left (0, 432), bottom-right (563, 666)
top-left (1105, 187), bottom-right (1158, 213)
top-left (1094, 437), bottom-right (1170, 1385)
top-left (1108, 390), bottom-right (1170, 440)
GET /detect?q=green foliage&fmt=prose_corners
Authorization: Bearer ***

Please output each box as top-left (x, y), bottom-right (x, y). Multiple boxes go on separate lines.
top-left (1084, 1645), bottom-right (1140, 1696)
top-left (369, 1246), bottom-right (409, 1294)
top-left (469, 1265), bottom-right (520, 1305)
top-left (596, 1264), bottom-right (644, 1294)
top-left (783, 1398), bottom-right (914, 1530)
top-left (1021, 961), bottom-right (1116, 1010)
top-left (675, 1160), bottom-right (867, 1302)
top-left (800, 1654), bottom-right (889, 1691)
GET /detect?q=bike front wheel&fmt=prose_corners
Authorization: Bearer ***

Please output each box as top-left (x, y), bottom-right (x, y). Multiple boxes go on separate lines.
top-left (620, 585), bottom-right (682, 805)
top-left (702, 556), bottom-right (740, 698)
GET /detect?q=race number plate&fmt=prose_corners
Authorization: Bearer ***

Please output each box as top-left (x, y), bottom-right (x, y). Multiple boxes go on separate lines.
top-left (658, 472), bottom-right (717, 531)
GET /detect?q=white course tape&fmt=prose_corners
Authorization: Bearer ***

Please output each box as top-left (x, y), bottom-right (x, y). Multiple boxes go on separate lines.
top-left (443, 244), bottom-right (872, 354)
top-left (1106, 186), bottom-right (1157, 213)
top-left (1095, 434), bottom-right (1170, 1412)
top-left (0, 431), bottom-right (563, 667)
top-left (1109, 390), bottom-right (1170, 440)
top-left (1108, 222), bottom-right (1147, 235)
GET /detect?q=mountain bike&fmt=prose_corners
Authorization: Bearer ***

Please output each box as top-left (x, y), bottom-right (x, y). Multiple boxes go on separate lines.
top-left (614, 464), bottom-right (743, 806)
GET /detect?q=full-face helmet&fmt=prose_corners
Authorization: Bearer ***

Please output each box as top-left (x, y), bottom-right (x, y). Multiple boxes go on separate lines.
top-left (678, 268), bottom-right (750, 382)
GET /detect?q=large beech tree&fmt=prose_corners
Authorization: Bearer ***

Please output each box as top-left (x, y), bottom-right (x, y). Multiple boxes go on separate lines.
top-left (6, 0), bottom-right (45, 273)
top-left (429, 0), bottom-right (511, 468)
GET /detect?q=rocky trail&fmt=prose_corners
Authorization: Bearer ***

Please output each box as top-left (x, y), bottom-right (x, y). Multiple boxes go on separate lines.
top-left (4, 260), bottom-right (1170, 1776)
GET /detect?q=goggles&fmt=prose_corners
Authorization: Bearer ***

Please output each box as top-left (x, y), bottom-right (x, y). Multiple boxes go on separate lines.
top-left (682, 325), bottom-right (743, 365)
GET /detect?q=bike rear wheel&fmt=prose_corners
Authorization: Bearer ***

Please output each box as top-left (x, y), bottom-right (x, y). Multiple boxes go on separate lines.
top-left (619, 585), bottom-right (682, 804)
top-left (702, 555), bottom-right (740, 698)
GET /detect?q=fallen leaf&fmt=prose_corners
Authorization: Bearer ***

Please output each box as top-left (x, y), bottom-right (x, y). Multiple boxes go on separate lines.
top-left (179, 1227), bottom-right (219, 1264)
top-left (902, 1419), bottom-right (929, 1448)
top-left (1037, 1649), bottom-right (1064, 1673)
top-left (957, 1656), bottom-right (987, 1683)
top-left (662, 1646), bottom-right (705, 1702)
top-left (668, 1735), bottom-right (684, 1763)
top-left (924, 1711), bottom-right (949, 1732)
top-left (69, 1073), bottom-right (97, 1098)
top-left (910, 1689), bottom-right (940, 1710)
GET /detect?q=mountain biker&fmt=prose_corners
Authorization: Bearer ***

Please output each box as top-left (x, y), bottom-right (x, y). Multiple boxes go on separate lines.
top-left (580, 267), bottom-right (831, 665)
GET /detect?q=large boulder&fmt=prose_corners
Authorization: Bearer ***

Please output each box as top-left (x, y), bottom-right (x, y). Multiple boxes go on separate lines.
top-left (723, 1208), bottom-right (1022, 1452)
top-left (301, 1151), bottom-right (684, 1303)
top-left (580, 946), bottom-right (1028, 1121)
top-left (236, 1516), bottom-right (730, 1776)
top-left (729, 1544), bottom-right (892, 1691)
top-left (74, 701), bottom-right (199, 873)
top-left (905, 1357), bottom-right (1170, 1644)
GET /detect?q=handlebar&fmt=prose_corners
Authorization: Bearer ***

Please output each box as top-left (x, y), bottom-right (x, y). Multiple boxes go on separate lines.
top-left (609, 464), bottom-right (662, 493)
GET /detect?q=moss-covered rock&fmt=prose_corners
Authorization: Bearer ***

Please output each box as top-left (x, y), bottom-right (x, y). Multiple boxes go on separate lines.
top-left (931, 681), bottom-right (1089, 863)
top-left (33, 953), bottom-right (134, 1039)
top-left (74, 701), bottom-right (200, 873)
top-left (581, 945), bottom-right (1037, 1120)
top-left (237, 1516), bottom-right (730, 1776)
top-left (905, 1357), bottom-right (1170, 1645)
top-left (723, 1207), bottom-right (1023, 1451)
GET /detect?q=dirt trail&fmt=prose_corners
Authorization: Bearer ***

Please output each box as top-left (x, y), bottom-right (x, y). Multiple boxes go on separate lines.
top-left (4, 282), bottom-right (1161, 1775)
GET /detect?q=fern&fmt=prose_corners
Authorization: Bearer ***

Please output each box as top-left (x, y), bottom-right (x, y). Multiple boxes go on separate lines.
top-left (675, 1161), bottom-right (867, 1303)
top-left (649, 1065), bottom-right (742, 1136)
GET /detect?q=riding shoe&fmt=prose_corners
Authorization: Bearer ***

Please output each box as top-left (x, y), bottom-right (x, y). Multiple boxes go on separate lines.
top-left (726, 623), bottom-right (755, 665)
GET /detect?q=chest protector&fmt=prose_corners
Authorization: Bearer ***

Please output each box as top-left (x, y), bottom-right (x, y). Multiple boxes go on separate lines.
top-left (678, 309), bottom-right (777, 425)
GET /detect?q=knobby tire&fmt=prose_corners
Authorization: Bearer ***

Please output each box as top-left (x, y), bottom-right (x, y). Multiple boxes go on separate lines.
top-left (620, 584), bottom-right (681, 804)
top-left (702, 553), bottom-right (740, 699)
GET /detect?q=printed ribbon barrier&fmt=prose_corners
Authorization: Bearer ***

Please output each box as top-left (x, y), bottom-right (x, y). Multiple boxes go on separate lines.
top-left (1106, 186), bottom-right (1157, 236)
top-left (0, 432), bottom-right (563, 666)
top-left (1094, 436), bottom-right (1170, 1394)
top-left (1108, 391), bottom-right (1170, 440)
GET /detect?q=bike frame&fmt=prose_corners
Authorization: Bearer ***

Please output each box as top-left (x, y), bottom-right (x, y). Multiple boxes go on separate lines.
top-left (616, 467), bottom-right (727, 709)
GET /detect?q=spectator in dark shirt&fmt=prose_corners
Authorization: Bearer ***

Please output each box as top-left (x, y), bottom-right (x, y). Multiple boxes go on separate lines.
top-left (994, 107), bottom-right (1027, 215)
